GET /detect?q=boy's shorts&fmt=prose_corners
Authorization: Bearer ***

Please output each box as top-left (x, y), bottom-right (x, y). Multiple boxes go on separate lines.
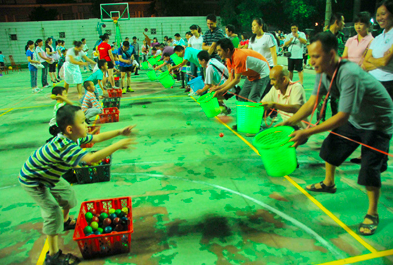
top-left (21, 177), bottom-right (77, 235)
top-left (320, 122), bottom-right (391, 188)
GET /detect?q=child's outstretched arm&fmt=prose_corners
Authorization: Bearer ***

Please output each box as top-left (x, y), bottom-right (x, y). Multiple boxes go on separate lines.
top-left (82, 138), bottom-right (137, 164)
top-left (92, 125), bottom-right (136, 143)
top-left (50, 95), bottom-right (74, 106)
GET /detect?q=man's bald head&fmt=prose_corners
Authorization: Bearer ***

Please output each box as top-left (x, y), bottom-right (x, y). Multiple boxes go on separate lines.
top-left (269, 65), bottom-right (290, 91)
top-left (271, 65), bottom-right (289, 80)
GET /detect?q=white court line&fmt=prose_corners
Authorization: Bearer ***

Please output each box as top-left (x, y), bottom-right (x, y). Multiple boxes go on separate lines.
top-left (112, 172), bottom-right (346, 260)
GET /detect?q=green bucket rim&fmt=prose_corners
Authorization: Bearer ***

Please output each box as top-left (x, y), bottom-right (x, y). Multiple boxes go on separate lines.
top-left (197, 92), bottom-right (214, 103)
top-left (146, 70), bottom-right (157, 80)
top-left (236, 101), bottom-right (262, 107)
top-left (157, 71), bottom-right (170, 80)
top-left (252, 126), bottom-right (295, 149)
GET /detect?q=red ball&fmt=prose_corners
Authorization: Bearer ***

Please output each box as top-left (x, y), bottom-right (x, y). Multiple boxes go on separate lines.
top-left (115, 224), bottom-right (123, 231)
top-left (92, 216), bottom-right (99, 223)
top-left (91, 209), bottom-right (97, 215)
top-left (105, 158), bottom-right (110, 164)
top-left (103, 218), bottom-right (112, 227)
top-left (113, 217), bottom-right (121, 225)
top-left (219, 133), bottom-right (224, 137)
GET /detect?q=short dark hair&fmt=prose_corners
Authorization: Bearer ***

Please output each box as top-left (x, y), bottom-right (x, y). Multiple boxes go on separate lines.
top-left (61, 49), bottom-right (67, 54)
top-left (163, 52), bottom-right (171, 57)
top-left (174, 33), bottom-right (181, 37)
top-left (226, 24), bottom-right (236, 34)
top-left (354, 11), bottom-right (372, 27)
top-left (125, 37), bottom-right (129, 39)
top-left (73, 41), bottom-right (83, 48)
top-left (197, 50), bottom-right (210, 62)
top-left (152, 47), bottom-right (157, 51)
top-left (190, 24), bottom-right (202, 33)
top-left (186, 31), bottom-right (192, 36)
top-left (206, 14), bottom-right (217, 22)
top-left (168, 37), bottom-right (173, 41)
top-left (98, 59), bottom-right (107, 69)
top-left (123, 41), bottom-right (130, 47)
top-left (159, 44), bottom-right (165, 48)
top-left (378, 0), bottom-right (393, 14)
top-left (52, 86), bottom-right (66, 95)
top-left (132, 36), bottom-right (137, 40)
top-left (174, 45), bottom-right (185, 52)
top-left (310, 32), bottom-right (338, 54)
top-left (83, 80), bottom-right (93, 89)
top-left (329, 12), bottom-right (344, 26)
top-left (56, 105), bottom-right (82, 133)
top-left (290, 22), bottom-right (299, 28)
top-left (216, 38), bottom-right (234, 53)
top-left (81, 38), bottom-right (86, 42)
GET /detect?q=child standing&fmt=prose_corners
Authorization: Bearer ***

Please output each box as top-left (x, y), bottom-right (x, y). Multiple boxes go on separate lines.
top-left (85, 59), bottom-right (108, 97)
top-left (81, 81), bottom-right (102, 122)
top-left (141, 40), bottom-right (149, 62)
top-left (19, 104), bottom-right (136, 264)
top-left (49, 86), bottom-right (74, 138)
top-left (25, 40), bottom-right (42, 93)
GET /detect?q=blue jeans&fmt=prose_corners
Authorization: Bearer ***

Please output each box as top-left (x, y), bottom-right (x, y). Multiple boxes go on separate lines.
top-left (30, 70), bottom-right (38, 88)
top-left (42, 62), bottom-right (49, 86)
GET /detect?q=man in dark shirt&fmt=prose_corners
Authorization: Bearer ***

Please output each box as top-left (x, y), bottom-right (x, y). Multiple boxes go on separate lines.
top-left (202, 14), bottom-right (225, 61)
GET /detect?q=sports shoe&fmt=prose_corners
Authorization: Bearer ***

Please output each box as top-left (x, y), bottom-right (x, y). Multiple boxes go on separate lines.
top-left (188, 91), bottom-right (196, 97)
top-left (122, 88), bottom-right (127, 94)
top-left (127, 86), bottom-right (134, 92)
top-left (44, 84), bottom-right (51, 88)
top-left (45, 250), bottom-right (80, 265)
top-left (114, 86), bottom-right (120, 89)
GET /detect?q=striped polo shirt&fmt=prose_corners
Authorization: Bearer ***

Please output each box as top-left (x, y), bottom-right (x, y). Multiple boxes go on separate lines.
top-left (203, 27), bottom-right (225, 60)
top-left (82, 91), bottom-right (102, 113)
top-left (19, 134), bottom-right (93, 187)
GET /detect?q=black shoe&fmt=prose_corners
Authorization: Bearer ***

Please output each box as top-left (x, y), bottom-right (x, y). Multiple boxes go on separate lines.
top-left (45, 250), bottom-right (80, 265)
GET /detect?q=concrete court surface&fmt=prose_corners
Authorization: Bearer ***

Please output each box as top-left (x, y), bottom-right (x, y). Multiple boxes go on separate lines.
top-left (0, 60), bottom-right (393, 265)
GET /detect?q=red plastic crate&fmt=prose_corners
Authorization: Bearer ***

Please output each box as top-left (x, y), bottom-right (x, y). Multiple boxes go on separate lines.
top-left (73, 197), bottom-right (133, 259)
top-left (81, 126), bottom-right (101, 148)
top-left (107, 88), bottom-right (122, 98)
top-left (99, 107), bottom-right (119, 123)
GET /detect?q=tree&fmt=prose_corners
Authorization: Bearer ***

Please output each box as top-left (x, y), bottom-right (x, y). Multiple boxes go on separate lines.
top-left (29, 6), bottom-right (59, 21)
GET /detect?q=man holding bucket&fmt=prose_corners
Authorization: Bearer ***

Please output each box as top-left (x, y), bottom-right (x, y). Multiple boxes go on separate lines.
top-left (282, 32), bottom-right (393, 236)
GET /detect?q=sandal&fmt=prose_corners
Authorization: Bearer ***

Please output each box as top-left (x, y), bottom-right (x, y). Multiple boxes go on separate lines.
top-left (359, 214), bottom-right (379, 236)
top-left (45, 249), bottom-right (80, 265)
top-left (306, 181), bottom-right (337, 193)
top-left (64, 217), bottom-right (76, 231)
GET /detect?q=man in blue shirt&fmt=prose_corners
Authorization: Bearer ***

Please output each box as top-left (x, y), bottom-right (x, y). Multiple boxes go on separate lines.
top-left (117, 41), bottom-right (135, 94)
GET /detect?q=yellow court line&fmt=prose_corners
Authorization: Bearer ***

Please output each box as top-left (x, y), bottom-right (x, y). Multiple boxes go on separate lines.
top-left (284, 176), bottom-right (377, 253)
top-left (190, 95), bottom-right (378, 254)
top-left (36, 239), bottom-right (48, 265)
top-left (317, 248), bottom-right (393, 265)
top-left (0, 108), bottom-right (13, 117)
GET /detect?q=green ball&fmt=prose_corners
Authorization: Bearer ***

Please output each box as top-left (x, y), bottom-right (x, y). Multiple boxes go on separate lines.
top-left (115, 209), bottom-right (123, 217)
top-left (97, 227), bottom-right (104, 234)
top-left (85, 212), bottom-right (93, 222)
top-left (84, 226), bottom-right (93, 235)
top-left (99, 212), bottom-right (108, 222)
top-left (108, 209), bottom-right (116, 215)
top-left (91, 221), bottom-right (99, 230)
top-left (142, 105), bottom-right (146, 108)
top-left (186, 121), bottom-right (191, 125)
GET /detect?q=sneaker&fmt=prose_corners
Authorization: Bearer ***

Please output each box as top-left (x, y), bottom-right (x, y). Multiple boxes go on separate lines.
top-left (134, 73), bottom-right (140, 76)
top-left (44, 84), bottom-right (51, 88)
top-left (127, 86), bottom-right (134, 92)
top-left (114, 86), bottom-right (120, 89)
top-left (188, 91), bottom-right (196, 97)
top-left (45, 250), bottom-right (80, 265)
top-left (122, 88), bottom-right (127, 94)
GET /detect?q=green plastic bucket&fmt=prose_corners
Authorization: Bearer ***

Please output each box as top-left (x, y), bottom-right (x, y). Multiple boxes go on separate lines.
top-left (146, 70), bottom-right (157, 81)
top-left (148, 57), bottom-right (158, 66)
top-left (253, 126), bottom-right (297, 177)
top-left (170, 54), bottom-right (183, 65)
top-left (197, 92), bottom-right (221, 118)
top-left (157, 71), bottom-right (175, 88)
top-left (141, 61), bottom-right (149, 70)
top-left (236, 101), bottom-right (264, 134)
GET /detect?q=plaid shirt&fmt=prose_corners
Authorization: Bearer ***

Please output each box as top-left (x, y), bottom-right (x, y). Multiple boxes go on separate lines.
top-left (203, 27), bottom-right (225, 60)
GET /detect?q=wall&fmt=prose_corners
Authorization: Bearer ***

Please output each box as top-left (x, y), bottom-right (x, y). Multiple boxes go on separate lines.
top-left (0, 16), bottom-right (221, 63)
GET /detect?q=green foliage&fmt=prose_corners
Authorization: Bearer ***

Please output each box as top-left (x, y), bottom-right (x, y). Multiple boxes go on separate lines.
top-left (29, 6), bottom-right (59, 21)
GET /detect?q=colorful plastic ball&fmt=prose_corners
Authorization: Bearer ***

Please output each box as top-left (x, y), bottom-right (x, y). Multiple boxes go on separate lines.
top-left (91, 221), bottom-right (99, 230)
top-left (85, 233), bottom-right (93, 237)
top-left (8, 66), bottom-right (12, 70)
top-left (92, 216), bottom-right (99, 223)
top-left (91, 209), bottom-right (97, 215)
top-left (121, 216), bottom-right (128, 222)
top-left (97, 227), bottom-right (104, 234)
top-left (113, 217), bottom-right (121, 225)
top-left (104, 226), bottom-right (112, 233)
top-left (95, 230), bottom-right (102, 235)
top-left (122, 207), bottom-right (129, 214)
top-left (142, 105), bottom-right (146, 108)
top-left (114, 224), bottom-right (123, 231)
top-left (115, 209), bottom-right (123, 217)
top-left (186, 121), bottom-right (191, 125)
top-left (103, 218), bottom-right (112, 227)
top-left (109, 213), bottom-right (117, 220)
top-left (219, 133), bottom-right (224, 137)
top-left (99, 212), bottom-right (108, 222)
top-left (122, 243), bottom-right (128, 251)
top-left (85, 212), bottom-right (93, 221)
top-left (104, 158), bottom-right (110, 164)
top-left (84, 226), bottom-right (93, 235)
top-left (108, 209), bottom-right (116, 215)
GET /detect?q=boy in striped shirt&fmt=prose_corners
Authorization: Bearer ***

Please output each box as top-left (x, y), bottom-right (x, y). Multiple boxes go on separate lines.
top-left (19, 104), bottom-right (136, 264)
top-left (81, 80), bottom-right (102, 123)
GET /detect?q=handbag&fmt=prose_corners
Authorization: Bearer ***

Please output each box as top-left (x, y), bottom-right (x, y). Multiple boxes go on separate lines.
top-left (284, 37), bottom-right (297, 58)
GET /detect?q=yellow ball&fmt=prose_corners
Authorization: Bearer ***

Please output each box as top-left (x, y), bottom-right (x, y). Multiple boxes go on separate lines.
top-left (8, 66), bottom-right (12, 70)
top-left (56, 64), bottom-right (58, 67)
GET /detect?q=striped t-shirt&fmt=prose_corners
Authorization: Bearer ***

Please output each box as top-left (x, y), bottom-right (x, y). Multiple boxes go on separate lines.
top-left (19, 134), bottom-right (93, 187)
top-left (82, 91), bottom-right (102, 112)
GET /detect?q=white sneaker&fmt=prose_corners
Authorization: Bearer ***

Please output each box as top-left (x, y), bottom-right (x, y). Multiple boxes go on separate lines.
top-left (113, 86), bottom-right (120, 89)
top-left (188, 91), bottom-right (196, 97)
top-left (44, 84), bottom-right (51, 88)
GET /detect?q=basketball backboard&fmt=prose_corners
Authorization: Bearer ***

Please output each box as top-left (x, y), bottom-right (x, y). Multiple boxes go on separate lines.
top-left (100, 3), bottom-right (130, 22)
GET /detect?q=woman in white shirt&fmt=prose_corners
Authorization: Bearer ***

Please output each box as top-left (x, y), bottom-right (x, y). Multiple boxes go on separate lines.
top-left (35, 39), bottom-right (52, 88)
top-left (188, 24), bottom-right (204, 77)
top-left (248, 18), bottom-right (277, 67)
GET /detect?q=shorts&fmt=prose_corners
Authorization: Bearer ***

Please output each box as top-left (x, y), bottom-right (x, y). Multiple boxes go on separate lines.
top-left (106, 60), bottom-right (114, 69)
top-left (120, 66), bottom-right (134, 73)
top-left (320, 122), bottom-right (391, 188)
top-left (288, 58), bottom-right (303, 72)
top-left (49, 63), bottom-right (56, 72)
top-left (21, 177), bottom-right (77, 235)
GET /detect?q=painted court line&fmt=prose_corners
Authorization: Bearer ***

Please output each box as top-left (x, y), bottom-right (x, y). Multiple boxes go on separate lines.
top-left (0, 108), bottom-right (13, 117)
top-left (317, 248), bottom-right (393, 265)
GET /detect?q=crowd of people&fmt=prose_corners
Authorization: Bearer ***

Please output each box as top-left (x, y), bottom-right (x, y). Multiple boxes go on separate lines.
top-left (16, 1), bottom-right (393, 263)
